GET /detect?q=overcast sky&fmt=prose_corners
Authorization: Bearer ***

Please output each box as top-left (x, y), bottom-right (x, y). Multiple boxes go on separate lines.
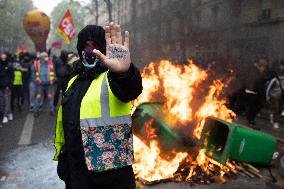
top-left (32, 0), bottom-right (63, 15)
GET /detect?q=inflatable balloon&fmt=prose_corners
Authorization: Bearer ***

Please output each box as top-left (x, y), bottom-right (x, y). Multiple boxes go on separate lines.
top-left (23, 10), bottom-right (50, 52)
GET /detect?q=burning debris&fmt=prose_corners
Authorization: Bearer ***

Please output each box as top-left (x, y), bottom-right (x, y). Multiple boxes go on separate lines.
top-left (131, 60), bottom-right (276, 187)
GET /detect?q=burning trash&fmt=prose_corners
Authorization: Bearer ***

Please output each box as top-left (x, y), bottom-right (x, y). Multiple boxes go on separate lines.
top-left (131, 60), bottom-right (277, 186)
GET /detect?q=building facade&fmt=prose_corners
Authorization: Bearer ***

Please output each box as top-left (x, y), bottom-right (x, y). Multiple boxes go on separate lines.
top-left (96, 0), bottom-right (284, 68)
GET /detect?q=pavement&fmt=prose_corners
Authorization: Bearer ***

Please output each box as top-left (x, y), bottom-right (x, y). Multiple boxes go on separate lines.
top-left (0, 105), bottom-right (283, 189)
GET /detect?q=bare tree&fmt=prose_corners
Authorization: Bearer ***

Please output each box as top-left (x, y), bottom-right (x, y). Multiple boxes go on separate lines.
top-left (104, 0), bottom-right (113, 22)
top-left (94, 0), bottom-right (99, 24)
top-left (71, 0), bottom-right (99, 25)
top-left (0, 0), bottom-right (7, 9)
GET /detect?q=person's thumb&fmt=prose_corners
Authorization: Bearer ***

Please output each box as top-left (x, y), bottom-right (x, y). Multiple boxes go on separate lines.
top-left (93, 49), bottom-right (107, 62)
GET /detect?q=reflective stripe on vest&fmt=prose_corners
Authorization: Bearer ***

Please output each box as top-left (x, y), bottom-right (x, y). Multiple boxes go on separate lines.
top-left (79, 73), bottom-right (131, 127)
top-left (34, 60), bottom-right (55, 82)
top-left (13, 70), bottom-right (23, 85)
top-left (53, 106), bottom-right (64, 161)
top-left (48, 60), bottom-right (55, 81)
top-left (53, 71), bottom-right (131, 160)
top-left (35, 60), bottom-right (39, 81)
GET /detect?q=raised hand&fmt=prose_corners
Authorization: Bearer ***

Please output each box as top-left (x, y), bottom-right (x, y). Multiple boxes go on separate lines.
top-left (93, 22), bottom-right (131, 73)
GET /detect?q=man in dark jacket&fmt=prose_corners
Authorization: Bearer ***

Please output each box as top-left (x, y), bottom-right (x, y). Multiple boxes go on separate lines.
top-left (244, 57), bottom-right (272, 126)
top-left (54, 23), bottom-right (142, 189)
top-left (0, 52), bottom-right (14, 123)
top-left (53, 50), bottom-right (72, 108)
top-left (20, 53), bottom-right (32, 107)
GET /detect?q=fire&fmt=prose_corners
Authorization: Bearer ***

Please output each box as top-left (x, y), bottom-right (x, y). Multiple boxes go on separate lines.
top-left (194, 80), bottom-right (236, 139)
top-left (132, 63), bottom-right (160, 111)
top-left (133, 136), bottom-right (188, 181)
top-left (133, 60), bottom-right (207, 122)
top-left (132, 60), bottom-right (236, 183)
top-left (158, 60), bottom-right (207, 121)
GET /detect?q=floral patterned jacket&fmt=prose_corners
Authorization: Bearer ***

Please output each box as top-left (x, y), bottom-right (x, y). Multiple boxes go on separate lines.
top-left (81, 123), bottom-right (134, 171)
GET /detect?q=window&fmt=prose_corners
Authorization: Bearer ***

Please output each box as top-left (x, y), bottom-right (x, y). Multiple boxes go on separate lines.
top-left (137, 5), bottom-right (142, 17)
top-left (152, 0), bottom-right (159, 10)
top-left (145, 3), bottom-right (150, 14)
top-left (259, 0), bottom-right (272, 20)
top-left (136, 32), bottom-right (142, 45)
top-left (161, 0), bottom-right (168, 7)
top-left (161, 22), bottom-right (167, 40)
top-left (261, 0), bottom-right (272, 10)
top-left (171, 18), bottom-right (180, 39)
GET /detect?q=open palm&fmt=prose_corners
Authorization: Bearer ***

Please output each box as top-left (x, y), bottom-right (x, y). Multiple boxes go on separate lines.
top-left (93, 22), bottom-right (131, 73)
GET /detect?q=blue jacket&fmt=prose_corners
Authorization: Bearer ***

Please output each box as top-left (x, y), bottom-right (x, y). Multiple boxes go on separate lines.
top-left (31, 60), bottom-right (56, 84)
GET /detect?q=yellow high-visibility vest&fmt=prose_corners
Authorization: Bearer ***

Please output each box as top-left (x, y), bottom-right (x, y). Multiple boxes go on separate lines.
top-left (13, 70), bottom-right (23, 85)
top-left (53, 71), bottom-right (131, 160)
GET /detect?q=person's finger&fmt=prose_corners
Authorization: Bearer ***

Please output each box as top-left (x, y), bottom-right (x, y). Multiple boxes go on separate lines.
top-left (110, 24), bottom-right (116, 44)
top-left (124, 31), bottom-right (130, 49)
top-left (93, 49), bottom-right (107, 62)
top-left (105, 26), bottom-right (111, 47)
top-left (116, 25), bottom-right (122, 46)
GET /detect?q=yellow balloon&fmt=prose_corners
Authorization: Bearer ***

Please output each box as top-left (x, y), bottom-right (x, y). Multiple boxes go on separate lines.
top-left (23, 10), bottom-right (50, 52)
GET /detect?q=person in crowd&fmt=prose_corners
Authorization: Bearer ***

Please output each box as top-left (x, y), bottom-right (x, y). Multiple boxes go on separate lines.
top-left (29, 53), bottom-right (38, 111)
top-left (266, 60), bottom-right (284, 129)
top-left (244, 57), bottom-right (272, 127)
top-left (11, 60), bottom-right (23, 112)
top-left (0, 52), bottom-right (14, 123)
top-left (20, 52), bottom-right (32, 107)
top-left (66, 52), bottom-right (79, 68)
top-left (53, 50), bottom-right (72, 108)
top-left (53, 23), bottom-right (142, 189)
top-left (31, 51), bottom-right (56, 117)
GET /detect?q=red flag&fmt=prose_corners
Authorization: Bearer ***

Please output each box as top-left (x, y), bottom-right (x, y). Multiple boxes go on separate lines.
top-left (51, 40), bottom-right (63, 49)
top-left (56, 9), bottom-right (75, 44)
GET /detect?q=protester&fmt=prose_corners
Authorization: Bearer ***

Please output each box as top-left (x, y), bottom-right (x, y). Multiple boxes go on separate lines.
top-left (53, 50), bottom-right (72, 108)
top-left (11, 61), bottom-right (23, 112)
top-left (266, 60), bottom-right (284, 129)
top-left (31, 51), bottom-right (56, 117)
top-left (66, 52), bottom-right (79, 69)
top-left (20, 52), bottom-right (32, 107)
top-left (53, 23), bottom-right (142, 189)
top-left (29, 53), bottom-right (38, 111)
top-left (0, 52), bottom-right (14, 123)
top-left (244, 57), bottom-right (272, 126)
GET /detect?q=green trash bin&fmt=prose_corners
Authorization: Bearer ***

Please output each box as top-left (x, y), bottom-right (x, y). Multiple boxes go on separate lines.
top-left (132, 102), bottom-right (196, 154)
top-left (199, 116), bottom-right (277, 165)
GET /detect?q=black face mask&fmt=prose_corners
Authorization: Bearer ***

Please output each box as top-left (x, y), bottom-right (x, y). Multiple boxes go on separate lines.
top-left (82, 45), bottom-right (99, 68)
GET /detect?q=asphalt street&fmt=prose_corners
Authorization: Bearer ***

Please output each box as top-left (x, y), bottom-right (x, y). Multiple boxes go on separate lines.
top-left (0, 106), bottom-right (283, 189)
top-left (0, 106), bottom-right (64, 189)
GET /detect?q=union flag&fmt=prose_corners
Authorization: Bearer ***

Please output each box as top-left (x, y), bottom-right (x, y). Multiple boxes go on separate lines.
top-left (56, 9), bottom-right (75, 44)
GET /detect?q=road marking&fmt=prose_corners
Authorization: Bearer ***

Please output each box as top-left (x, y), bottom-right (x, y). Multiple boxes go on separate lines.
top-left (18, 113), bottom-right (34, 145)
top-left (0, 176), bottom-right (7, 181)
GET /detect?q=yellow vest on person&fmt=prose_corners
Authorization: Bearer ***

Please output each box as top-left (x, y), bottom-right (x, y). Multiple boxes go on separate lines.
top-left (53, 71), bottom-right (132, 171)
top-left (13, 70), bottom-right (23, 85)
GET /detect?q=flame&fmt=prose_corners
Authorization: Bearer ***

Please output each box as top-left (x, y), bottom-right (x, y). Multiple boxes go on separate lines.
top-left (186, 149), bottom-right (236, 182)
top-left (194, 80), bottom-right (236, 139)
top-left (134, 60), bottom-right (207, 122)
top-left (132, 60), bottom-right (236, 183)
top-left (132, 63), bottom-right (160, 111)
top-left (133, 135), bottom-right (188, 181)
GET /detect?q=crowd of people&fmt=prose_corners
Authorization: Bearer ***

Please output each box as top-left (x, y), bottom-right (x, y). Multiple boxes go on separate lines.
top-left (0, 50), bottom-right (79, 124)
top-left (227, 57), bottom-right (284, 129)
top-left (1, 48), bottom-right (284, 130)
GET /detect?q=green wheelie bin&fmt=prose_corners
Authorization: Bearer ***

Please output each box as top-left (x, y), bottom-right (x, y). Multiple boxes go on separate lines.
top-left (132, 102), bottom-right (196, 154)
top-left (199, 116), bottom-right (277, 165)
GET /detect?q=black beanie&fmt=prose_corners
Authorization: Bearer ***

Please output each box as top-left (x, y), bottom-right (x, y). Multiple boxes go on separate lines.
top-left (76, 25), bottom-right (106, 60)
